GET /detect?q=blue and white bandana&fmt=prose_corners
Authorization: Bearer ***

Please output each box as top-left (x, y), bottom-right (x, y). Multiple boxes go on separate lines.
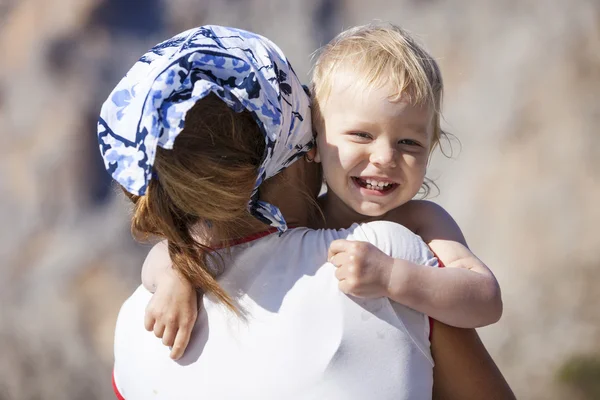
top-left (97, 25), bottom-right (313, 231)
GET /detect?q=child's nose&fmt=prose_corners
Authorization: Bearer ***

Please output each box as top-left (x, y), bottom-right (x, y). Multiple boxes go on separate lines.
top-left (370, 144), bottom-right (398, 168)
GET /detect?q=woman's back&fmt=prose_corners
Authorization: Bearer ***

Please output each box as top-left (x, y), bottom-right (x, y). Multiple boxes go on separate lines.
top-left (113, 221), bottom-right (438, 400)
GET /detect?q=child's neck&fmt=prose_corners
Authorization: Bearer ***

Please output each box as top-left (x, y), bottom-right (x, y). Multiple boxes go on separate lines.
top-left (317, 191), bottom-right (378, 229)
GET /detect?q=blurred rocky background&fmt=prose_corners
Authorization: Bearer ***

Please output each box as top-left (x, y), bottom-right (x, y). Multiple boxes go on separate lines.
top-left (1, 0), bottom-right (599, 399)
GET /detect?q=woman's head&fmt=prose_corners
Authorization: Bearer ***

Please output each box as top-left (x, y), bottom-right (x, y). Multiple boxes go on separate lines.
top-left (124, 95), bottom-right (265, 309)
top-left (98, 26), bottom-right (315, 309)
top-left (99, 25), bottom-right (314, 230)
top-left (151, 95), bottom-right (264, 226)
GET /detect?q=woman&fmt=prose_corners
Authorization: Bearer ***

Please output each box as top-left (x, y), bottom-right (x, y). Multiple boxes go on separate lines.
top-left (99, 25), bottom-right (514, 399)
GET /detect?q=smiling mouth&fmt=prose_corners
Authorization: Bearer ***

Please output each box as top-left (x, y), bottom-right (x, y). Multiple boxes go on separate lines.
top-left (352, 177), bottom-right (398, 192)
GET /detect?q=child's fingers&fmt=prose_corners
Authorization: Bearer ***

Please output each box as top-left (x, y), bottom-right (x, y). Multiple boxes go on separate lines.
top-left (330, 251), bottom-right (350, 269)
top-left (328, 239), bottom-right (350, 260)
top-left (153, 322), bottom-right (166, 339)
top-left (338, 279), bottom-right (352, 294)
top-left (144, 312), bottom-right (156, 332)
top-left (162, 325), bottom-right (176, 347)
top-left (170, 325), bottom-right (193, 360)
top-left (334, 265), bottom-right (347, 280)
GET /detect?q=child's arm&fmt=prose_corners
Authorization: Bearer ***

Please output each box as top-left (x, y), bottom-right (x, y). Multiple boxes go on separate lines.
top-left (397, 200), bottom-right (502, 327)
top-left (141, 241), bottom-right (198, 360)
top-left (328, 201), bottom-right (502, 328)
top-left (385, 253), bottom-right (501, 328)
top-left (141, 240), bottom-right (172, 292)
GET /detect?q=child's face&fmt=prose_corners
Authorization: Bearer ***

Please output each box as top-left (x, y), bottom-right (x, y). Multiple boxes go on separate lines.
top-left (315, 72), bottom-right (434, 217)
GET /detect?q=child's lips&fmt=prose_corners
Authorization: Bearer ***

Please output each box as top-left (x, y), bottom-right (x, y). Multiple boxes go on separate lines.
top-left (351, 176), bottom-right (399, 195)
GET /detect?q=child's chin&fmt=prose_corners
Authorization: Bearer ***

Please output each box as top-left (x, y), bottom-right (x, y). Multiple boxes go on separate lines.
top-left (356, 204), bottom-right (390, 218)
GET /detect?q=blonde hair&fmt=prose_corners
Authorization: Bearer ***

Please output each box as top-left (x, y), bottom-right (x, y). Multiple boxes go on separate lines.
top-left (122, 94), bottom-right (265, 311)
top-left (311, 21), bottom-right (446, 157)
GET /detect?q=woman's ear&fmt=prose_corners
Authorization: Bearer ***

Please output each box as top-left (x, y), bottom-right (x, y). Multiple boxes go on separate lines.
top-left (305, 146), bottom-right (320, 163)
top-left (313, 145), bottom-right (321, 163)
top-left (310, 133), bottom-right (321, 163)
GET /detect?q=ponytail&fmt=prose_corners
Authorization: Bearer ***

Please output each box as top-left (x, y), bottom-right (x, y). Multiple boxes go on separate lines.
top-left (122, 94), bottom-right (266, 311)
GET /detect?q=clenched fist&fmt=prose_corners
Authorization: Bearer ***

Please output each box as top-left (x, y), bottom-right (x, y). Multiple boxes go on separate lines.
top-left (328, 239), bottom-right (394, 298)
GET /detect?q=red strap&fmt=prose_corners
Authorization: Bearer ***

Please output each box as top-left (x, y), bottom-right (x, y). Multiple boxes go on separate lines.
top-left (428, 316), bottom-right (434, 340)
top-left (217, 227), bottom-right (280, 248)
top-left (212, 226), bottom-right (299, 249)
top-left (112, 370), bottom-right (125, 400)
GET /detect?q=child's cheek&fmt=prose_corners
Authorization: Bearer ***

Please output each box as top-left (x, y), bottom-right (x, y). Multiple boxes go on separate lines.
top-left (335, 147), bottom-right (357, 172)
top-left (404, 152), bottom-right (428, 167)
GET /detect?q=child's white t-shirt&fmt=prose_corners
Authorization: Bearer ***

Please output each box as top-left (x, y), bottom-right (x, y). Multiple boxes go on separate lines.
top-left (113, 221), bottom-right (439, 400)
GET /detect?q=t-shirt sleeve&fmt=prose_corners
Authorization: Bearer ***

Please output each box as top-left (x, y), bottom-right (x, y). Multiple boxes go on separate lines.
top-left (355, 221), bottom-right (439, 361)
top-left (112, 285), bottom-right (154, 399)
top-left (356, 220), bottom-right (439, 268)
top-left (112, 370), bottom-right (126, 400)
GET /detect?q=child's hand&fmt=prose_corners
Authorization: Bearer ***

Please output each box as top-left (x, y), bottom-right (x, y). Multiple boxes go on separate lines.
top-left (328, 239), bottom-right (395, 298)
top-left (144, 268), bottom-right (198, 360)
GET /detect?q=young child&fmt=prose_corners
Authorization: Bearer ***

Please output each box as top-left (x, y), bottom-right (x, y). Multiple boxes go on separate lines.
top-left (144, 22), bottom-right (502, 360)
top-left (306, 21), bottom-right (501, 326)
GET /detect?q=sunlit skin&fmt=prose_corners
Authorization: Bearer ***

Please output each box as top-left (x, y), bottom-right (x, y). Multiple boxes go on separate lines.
top-left (142, 72), bottom-right (503, 361)
top-left (314, 70), bottom-right (435, 229)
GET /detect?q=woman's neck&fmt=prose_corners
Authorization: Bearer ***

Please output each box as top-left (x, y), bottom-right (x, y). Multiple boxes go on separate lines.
top-left (194, 157), bottom-right (321, 244)
top-left (191, 216), bottom-right (273, 247)
top-left (192, 182), bottom-right (313, 247)
top-left (258, 163), bottom-right (318, 229)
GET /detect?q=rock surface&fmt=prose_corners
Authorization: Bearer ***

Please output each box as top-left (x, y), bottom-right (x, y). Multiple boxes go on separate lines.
top-left (1, 0), bottom-right (598, 398)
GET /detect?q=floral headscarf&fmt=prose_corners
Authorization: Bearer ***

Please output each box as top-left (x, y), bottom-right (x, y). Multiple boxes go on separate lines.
top-left (98, 25), bottom-right (313, 231)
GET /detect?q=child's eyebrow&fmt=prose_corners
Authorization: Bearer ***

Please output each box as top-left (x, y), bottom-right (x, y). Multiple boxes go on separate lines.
top-left (340, 118), bottom-right (378, 130)
top-left (401, 123), bottom-right (430, 137)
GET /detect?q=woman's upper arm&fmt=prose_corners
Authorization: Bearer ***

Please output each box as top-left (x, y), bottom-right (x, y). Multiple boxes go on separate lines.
top-left (431, 321), bottom-right (515, 400)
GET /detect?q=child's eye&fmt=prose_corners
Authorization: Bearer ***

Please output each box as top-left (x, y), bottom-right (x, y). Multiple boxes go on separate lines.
top-left (399, 139), bottom-right (421, 147)
top-left (351, 132), bottom-right (372, 140)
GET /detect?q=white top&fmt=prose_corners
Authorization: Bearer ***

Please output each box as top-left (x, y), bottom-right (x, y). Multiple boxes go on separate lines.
top-left (113, 221), bottom-right (439, 400)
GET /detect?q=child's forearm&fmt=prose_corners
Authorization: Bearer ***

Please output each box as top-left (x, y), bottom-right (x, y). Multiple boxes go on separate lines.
top-left (386, 259), bottom-right (502, 328)
top-left (141, 241), bottom-right (172, 293)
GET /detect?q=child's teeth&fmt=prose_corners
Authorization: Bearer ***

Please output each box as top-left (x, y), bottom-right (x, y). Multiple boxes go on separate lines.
top-left (361, 178), bottom-right (392, 190)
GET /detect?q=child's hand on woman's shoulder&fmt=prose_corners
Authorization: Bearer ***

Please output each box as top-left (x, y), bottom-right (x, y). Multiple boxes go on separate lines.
top-left (144, 267), bottom-right (198, 360)
top-left (328, 240), bottom-right (395, 298)
top-left (142, 241), bottom-right (199, 360)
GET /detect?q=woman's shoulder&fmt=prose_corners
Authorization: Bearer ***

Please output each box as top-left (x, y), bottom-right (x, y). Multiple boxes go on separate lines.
top-left (352, 220), bottom-right (415, 237)
top-left (115, 285), bottom-right (153, 332)
top-left (347, 220), bottom-right (434, 263)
